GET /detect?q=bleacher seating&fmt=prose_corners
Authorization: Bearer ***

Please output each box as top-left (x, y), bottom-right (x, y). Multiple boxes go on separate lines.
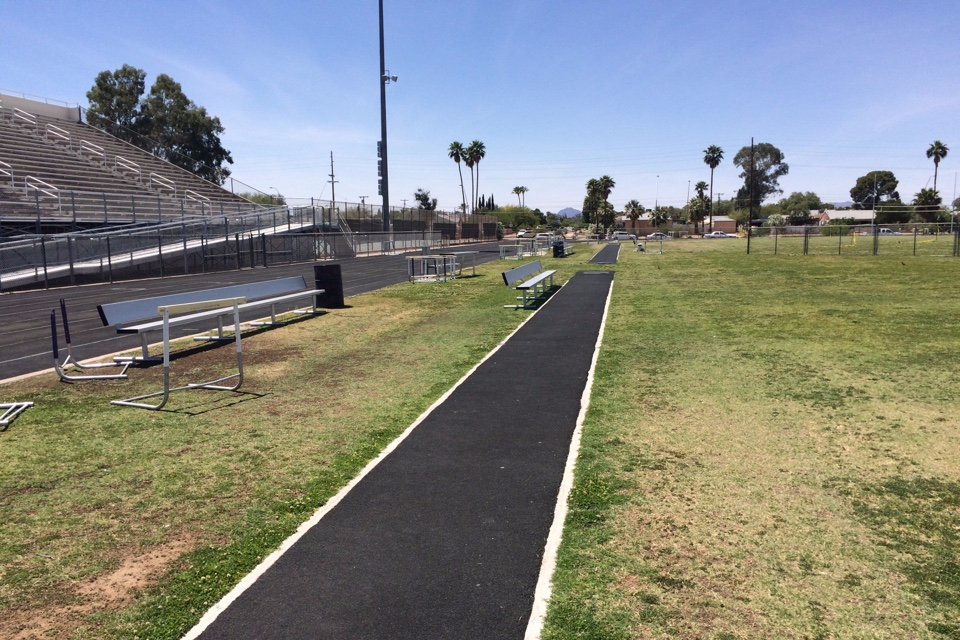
top-left (0, 97), bottom-right (257, 226)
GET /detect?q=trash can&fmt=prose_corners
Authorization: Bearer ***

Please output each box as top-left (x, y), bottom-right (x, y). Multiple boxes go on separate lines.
top-left (313, 263), bottom-right (345, 308)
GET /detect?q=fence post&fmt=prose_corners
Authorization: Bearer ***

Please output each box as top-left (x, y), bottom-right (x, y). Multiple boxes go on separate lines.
top-left (873, 227), bottom-right (879, 255)
top-left (248, 233), bottom-right (255, 268)
top-left (106, 236), bottom-right (113, 283)
top-left (34, 189), bottom-right (42, 234)
top-left (235, 233), bottom-right (241, 270)
top-left (40, 236), bottom-right (49, 289)
top-left (803, 227), bottom-right (809, 255)
top-left (838, 227), bottom-right (843, 255)
top-left (70, 191), bottom-right (77, 232)
top-left (131, 195), bottom-right (137, 224)
top-left (183, 228), bottom-right (189, 275)
top-left (261, 234), bottom-right (268, 267)
top-left (158, 235), bottom-right (164, 278)
top-left (67, 236), bottom-right (76, 285)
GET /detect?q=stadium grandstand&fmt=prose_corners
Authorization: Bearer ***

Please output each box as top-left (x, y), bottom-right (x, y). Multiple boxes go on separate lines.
top-left (0, 91), bottom-right (498, 292)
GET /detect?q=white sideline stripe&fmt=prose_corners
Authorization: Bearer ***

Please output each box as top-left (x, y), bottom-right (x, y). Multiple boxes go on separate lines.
top-left (181, 279), bottom-right (571, 639)
top-left (524, 274), bottom-right (615, 640)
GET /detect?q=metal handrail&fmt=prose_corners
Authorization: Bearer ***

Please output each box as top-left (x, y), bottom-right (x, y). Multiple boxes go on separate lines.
top-left (115, 155), bottom-right (141, 180)
top-left (79, 140), bottom-right (104, 163)
top-left (0, 160), bottom-right (12, 186)
top-left (184, 189), bottom-right (211, 204)
top-left (44, 123), bottom-right (71, 148)
top-left (13, 107), bottom-right (37, 130)
top-left (25, 175), bottom-right (60, 200)
top-left (149, 172), bottom-right (176, 196)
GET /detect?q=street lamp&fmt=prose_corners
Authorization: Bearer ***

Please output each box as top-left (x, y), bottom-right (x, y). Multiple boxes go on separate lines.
top-left (378, 0), bottom-right (397, 233)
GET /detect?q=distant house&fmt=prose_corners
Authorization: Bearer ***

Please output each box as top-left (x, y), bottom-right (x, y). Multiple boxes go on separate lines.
top-left (814, 210), bottom-right (875, 226)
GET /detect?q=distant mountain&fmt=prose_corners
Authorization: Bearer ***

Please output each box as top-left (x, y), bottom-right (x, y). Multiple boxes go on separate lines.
top-left (557, 207), bottom-right (580, 218)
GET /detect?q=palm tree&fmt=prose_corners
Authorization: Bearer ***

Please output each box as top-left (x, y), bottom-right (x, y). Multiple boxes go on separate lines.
top-left (703, 145), bottom-right (723, 232)
top-left (512, 186), bottom-right (528, 207)
top-left (624, 199), bottom-right (643, 233)
top-left (466, 140), bottom-right (486, 212)
top-left (448, 141), bottom-right (467, 215)
top-left (597, 175), bottom-right (615, 204)
top-left (927, 140), bottom-right (949, 194)
top-left (914, 187), bottom-right (943, 222)
top-left (464, 155), bottom-right (475, 215)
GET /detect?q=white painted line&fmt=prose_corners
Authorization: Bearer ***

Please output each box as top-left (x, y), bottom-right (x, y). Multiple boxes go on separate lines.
top-left (181, 279), bottom-right (570, 639)
top-left (524, 275), bottom-right (615, 640)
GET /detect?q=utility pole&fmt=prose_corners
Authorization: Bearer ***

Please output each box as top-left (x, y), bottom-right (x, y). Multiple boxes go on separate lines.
top-left (328, 152), bottom-right (338, 213)
top-left (747, 137), bottom-right (754, 254)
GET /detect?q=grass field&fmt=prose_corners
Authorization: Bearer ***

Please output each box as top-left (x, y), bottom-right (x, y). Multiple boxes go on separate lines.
top-left (2, 241), bottom-right (960, 638)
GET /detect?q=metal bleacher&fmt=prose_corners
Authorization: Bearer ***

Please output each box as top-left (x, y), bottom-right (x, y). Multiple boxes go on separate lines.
top-left (0, 95), bottom-right (256, 229)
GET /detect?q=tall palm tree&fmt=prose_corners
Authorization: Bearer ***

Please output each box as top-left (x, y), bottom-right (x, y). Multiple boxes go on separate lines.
top-left (448, 141), bottom-right (467, 215)
top-left (624, 199), bottom-right (643, 232)
top-left (703, 145), bottom-right (723, 232)
top-left (596, 175), bottom-right (615, 204)
top-left (512, 186), bottom-right (528, 207)
top-left (927, 140), bottom-right (949, 194)
top-left (466, 140), bottom-right (486, 213)
top-left (463, 156), bottom-right (475, 215)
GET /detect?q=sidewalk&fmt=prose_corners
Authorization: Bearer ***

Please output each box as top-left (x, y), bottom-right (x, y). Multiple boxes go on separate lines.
top-left (188, 270), bottom-right (615, 640)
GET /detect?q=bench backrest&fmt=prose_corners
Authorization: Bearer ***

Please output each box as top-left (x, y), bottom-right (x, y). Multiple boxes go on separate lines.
top-left (502, 260), bottom-right (542, 286)
top-left (97, 276), bottom-right (307, 327)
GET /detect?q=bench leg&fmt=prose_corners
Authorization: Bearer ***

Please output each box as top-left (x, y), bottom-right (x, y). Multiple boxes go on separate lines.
top-left (112, 304), bottom-right (244, 410)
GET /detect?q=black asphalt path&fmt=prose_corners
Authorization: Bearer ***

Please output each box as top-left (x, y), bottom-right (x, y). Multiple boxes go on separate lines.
top-left (0, 244), bottom-right (506, 380)
top-left (192, 270), bottom-right (614, 639)
top-left (588, 242), bottom-right (621, 264)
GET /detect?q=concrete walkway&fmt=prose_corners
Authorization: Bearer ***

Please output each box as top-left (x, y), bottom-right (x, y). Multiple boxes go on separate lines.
top-left (186, 270), bottom-right (615, 640)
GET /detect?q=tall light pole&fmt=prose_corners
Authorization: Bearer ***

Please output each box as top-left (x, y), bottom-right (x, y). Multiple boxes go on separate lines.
top-left (378, 0), bottom-right (396, 233)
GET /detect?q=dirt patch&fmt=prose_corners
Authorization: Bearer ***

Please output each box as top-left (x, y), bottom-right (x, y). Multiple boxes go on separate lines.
top-left (2, 536), bottom-right (194, 640)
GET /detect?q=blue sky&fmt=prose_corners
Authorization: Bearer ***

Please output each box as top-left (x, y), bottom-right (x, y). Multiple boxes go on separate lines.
top-left (3, 0), bottom-right (959, 212)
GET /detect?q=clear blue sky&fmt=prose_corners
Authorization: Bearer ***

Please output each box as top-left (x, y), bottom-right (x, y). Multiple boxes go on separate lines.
top-left (3, 0), bottom-right (958, 212)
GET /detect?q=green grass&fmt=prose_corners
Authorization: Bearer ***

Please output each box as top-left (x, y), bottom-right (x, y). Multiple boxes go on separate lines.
top-left (4, 241), bottom-right (960, 638)
top-left (542, 242), bottom-right (960, 639)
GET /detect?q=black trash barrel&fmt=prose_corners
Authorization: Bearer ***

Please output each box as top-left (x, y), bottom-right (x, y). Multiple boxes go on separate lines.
top-left (314, 263), bottom-right (345, 308)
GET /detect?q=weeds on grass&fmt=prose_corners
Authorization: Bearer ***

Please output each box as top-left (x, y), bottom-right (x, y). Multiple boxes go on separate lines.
top-left (542, 246), bottom-right (960, 639)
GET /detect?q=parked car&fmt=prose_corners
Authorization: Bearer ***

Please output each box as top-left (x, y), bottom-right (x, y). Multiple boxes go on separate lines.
top-left (516, 229), bottom-right (531, 238)
top-left (611, 231), bottom-right (637, 242)
top-left (534, 232), bottom-right (554, 241)
top-left (704, 231), bottom-right (735, 238)
top-left (646, 232), bottom-right (671, 240)
top-left (877, 227), bottom-right (901, 235)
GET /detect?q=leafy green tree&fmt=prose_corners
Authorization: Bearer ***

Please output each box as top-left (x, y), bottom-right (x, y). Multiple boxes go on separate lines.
top-left (953, 196), bottom-right (960, 210)
top-left (85, 64), bottom-right (147, 143)
top-left (765, 213), bottom-right (787, 228)
top-left (850, 170), bottom-right (900, 209)
top-left (448, 141), bottom-right (467, 215)
top-left (703, 145), bottom-right (723, 230)
top-left (913, 188), bottom-right (942, 222)
top-left (597, 200), bottom-right (616, 229)
top-left (777, 191), bottom-right (823, 225)
top-left (414, 187), bottom-right (437, 210)
top-left (927, 140), bottom-right (949, 194)
top-left (733, 142), bottom-right (789, 210)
